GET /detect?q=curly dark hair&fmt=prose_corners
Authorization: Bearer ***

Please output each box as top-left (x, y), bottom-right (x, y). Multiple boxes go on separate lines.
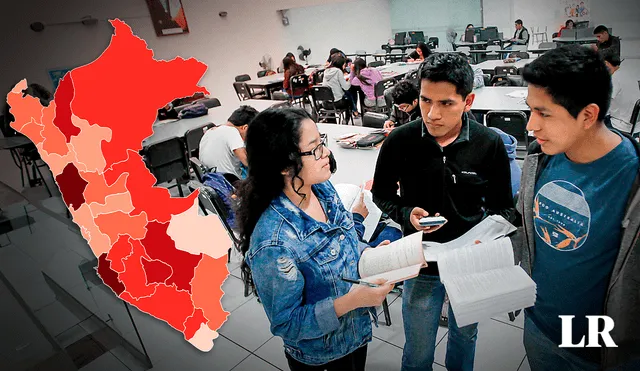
top-left (235, 107), bottom-right (323, 292)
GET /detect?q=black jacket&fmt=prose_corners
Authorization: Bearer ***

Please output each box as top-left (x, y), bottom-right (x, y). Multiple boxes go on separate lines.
top-left (372, 115), bottom-right (516, 274)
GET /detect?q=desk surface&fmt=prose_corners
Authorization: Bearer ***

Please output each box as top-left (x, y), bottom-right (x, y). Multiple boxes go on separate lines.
top-left (317, 124), bottom-right (379, 185)
top-left (455, 41), bottom-right (488, 47)
top-left (552, 36), bottom-right (597, 43)
top-left (476, 57), bottom-right (537, 72)
top-left (247, 67), bottom-right (318, 87)
top-left (143, 100), bottom-right (284, 147)
top-left (377, 62), bottom-right (419, 79)
top-left (471, 87), bottom-right (529, 112)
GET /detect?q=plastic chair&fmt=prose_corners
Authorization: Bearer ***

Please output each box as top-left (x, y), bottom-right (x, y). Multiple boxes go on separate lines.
top-left (143, 137), bottom-right (189, 196)
top-left (235, 74), bottom-right (251, 82)
top-left (289, 74), bottom-right (311, 107)
top-left (185, 122), bottom-right (216, 159)
top-left (368, 60), bottom-right (385, 68)
top-left (310, 86), bottom-right (353, 125)
top-left (233, 82), bottom-right (252, 101)
top-left (486, 111), bottom-right (529, 159)
top-left (494, 66), bottom-right (519, 76)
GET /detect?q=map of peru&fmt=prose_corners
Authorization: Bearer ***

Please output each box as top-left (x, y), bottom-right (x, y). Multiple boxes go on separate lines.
top-left (6, 19), bottom-right (232, 351)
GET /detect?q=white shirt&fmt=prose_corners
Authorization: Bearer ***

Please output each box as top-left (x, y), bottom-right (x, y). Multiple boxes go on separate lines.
top-left (609, 67), bottom-right (638, 133)
top-left (199, 125), bottom-right (245, 178)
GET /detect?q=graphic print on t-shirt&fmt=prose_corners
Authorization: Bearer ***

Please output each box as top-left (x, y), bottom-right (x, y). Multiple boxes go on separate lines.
top-left (533, 180), bottom-right (590, 251)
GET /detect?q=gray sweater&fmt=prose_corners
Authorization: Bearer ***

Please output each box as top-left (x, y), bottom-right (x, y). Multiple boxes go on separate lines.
top-left (511, 139), bottom-right (640, 370)
top-left (322, 67), bottom-right (350, 100)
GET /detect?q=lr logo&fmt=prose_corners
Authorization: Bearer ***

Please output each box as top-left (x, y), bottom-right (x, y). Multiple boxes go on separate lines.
top-left (558, 316), bottom-right (618, 348)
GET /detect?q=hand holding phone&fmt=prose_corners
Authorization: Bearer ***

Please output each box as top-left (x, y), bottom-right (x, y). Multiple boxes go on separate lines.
top-left (418, 216), bottom-right (447, 227)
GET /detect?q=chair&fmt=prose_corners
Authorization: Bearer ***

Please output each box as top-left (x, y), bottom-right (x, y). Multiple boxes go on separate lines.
top-left (235, 74), bottom-right (251, 82)
top-left (189, 157), bottom-right (210, 183)
top-left (188, 180), bottom-right (254, 296)
top-left (234, 74), bottom-right (267, 98)
top-left (531, 26), bottom-right (548, 45)
top-left (313, 69), bottom-right (325, 85)
top-left (199, 98), bottom-right (221, 109)
top-left (404, 69), bottom-right (419, 81)
top-left (233, 82), bottom-right (252, 101)
top-left (309, 86), bottom-right (353, 125)
top-left (289, 74), bottom-right (311, 107)
top-left (629, 99), bottom-right (640, 140)
top-left (494, 66), bottom-right (518, 76)
top-left (483, 74), bottom-right (491, 87)
top-left (368, 60), bottom-right (385, 68)
top-left (184, 122), bottom-right (216, 159)
top-left (538, 42), bottom-right (555, 49)
top-left (370, 78), bottom-right (396, 114)
top-left (486, 111), bottom-right (529, 159)
top-left (490, 75), bottom-right (522, 87)
top-left (509, 51), bottom-right (530, 59)
top-left (427, 37), bottom-right (439, 49)
top-left (143, 137), bottom-right (189, 196)
top-left (257, 70), bottom-right (268, 78)
top-left (362, 112), bottom-right (388, 128)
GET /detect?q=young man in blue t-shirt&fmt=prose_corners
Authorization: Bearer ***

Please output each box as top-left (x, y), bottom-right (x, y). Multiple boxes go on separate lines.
top-left (513, 45), bottom-right (640, 370)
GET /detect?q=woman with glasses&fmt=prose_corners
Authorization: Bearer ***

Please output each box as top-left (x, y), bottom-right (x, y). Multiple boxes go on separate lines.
top-left (236, 107), bottom-right (394, 371)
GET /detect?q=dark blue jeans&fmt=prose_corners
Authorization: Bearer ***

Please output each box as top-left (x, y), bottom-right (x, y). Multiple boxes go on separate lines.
top-left (402, 274), bottom-right (478, 371)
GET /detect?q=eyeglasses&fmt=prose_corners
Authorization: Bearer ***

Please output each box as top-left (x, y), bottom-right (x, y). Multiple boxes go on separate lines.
top-left (299, 137), bottom-right (328, 160)
top-left (394, 103), bottom-right (412, 112)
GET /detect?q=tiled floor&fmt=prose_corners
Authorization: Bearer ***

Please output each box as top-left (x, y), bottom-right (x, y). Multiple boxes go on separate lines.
top-left (0, 127), bottom-right (540, 371)
top-left (0, 190), bottom-right (535, 371)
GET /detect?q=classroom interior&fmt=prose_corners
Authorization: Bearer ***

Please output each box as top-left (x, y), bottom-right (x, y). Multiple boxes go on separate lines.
top-left (1, 0), bottom-right (640, 370)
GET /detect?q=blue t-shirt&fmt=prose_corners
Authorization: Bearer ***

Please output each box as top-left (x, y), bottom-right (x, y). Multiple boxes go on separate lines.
top-left (527, 135), bottom-right (638, 361)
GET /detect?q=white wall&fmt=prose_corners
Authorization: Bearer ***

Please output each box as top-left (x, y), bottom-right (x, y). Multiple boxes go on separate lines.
top-left (390, 0), bottom-right (482, 50)
top-left (2, 0), bottom-right (358, 110)
top-left (483, 0), bottom-right (640, 58)
top-left (282, 0), bottom-right (392, 65)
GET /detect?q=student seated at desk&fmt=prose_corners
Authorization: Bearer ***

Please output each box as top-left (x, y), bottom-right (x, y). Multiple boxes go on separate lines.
top-left (237, 107), bottom-right (394, 371)
top-left (558, 19), bottom-right (574, 37)
top-left (460, 24), bottom-right (475, 42)
top-left (282, 56), bottom-right (306, 98)
top-left (198, 105), bottom-right (259, 183)
top-left (407, 42), bottom-right (432, 63)
top-left (349, 58), bottom-right (385, 108)
top-left (323, 54), bottom-right (359, 117)
top-left (505, 19), bottom-right (529, 48)
top-left (593, 25), bottom-right (621, 59)
top-left (383, 80), bottom-right (421, 129)
top-left (325, 47), bottom-right (346, 67)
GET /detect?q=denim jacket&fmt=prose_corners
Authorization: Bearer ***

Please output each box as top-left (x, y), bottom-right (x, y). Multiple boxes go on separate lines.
top-left (246, 181), bottom-right (373, 365)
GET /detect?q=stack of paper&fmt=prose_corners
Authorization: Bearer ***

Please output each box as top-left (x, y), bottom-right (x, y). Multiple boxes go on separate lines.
top-left (438, 238), bottom-right (536, 327)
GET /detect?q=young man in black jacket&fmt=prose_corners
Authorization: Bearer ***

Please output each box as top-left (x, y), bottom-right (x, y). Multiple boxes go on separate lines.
top-left (372, 53), bottom-right (515, 371)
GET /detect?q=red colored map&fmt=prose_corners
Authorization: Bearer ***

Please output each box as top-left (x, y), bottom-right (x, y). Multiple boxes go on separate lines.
top-left (7, 19), bottom-right (231, 351)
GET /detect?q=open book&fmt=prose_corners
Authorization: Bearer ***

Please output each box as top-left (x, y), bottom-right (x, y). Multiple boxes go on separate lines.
top-left (438, 238), bottom-right (536, 327)
top-left (422, 215), bottom-right (517, 261)
top-left (358, 232), bottom-right (424, 284)
top-left (334, 183), bottom-right (383, 242)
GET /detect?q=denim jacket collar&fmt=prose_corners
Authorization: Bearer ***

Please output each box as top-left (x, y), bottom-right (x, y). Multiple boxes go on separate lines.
top-left (270, 182), bottom-right (354, 241)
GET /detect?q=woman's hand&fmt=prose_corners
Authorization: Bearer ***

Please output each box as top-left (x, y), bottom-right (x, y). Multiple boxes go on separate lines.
top-left (347, 278), bottom-right (394, 308)
top-left (409, 207), bottom-right (446, 233)
top-left (352, 192), bottom-right (369, 218)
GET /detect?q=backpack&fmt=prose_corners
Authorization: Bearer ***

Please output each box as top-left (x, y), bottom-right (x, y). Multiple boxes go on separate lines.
top-left (202, 171), bottom-right (237, 228)
top-left (178, 102), bottom-right (208, 119)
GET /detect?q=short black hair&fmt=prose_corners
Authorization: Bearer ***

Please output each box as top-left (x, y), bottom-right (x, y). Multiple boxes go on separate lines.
top-left (565, 19), bottom-right (574, 27)
top-left (285, 52), bottom-right (295, 58)
top-left (594, 25), bottom-right (609, 34)
top-left (228, 105), bottom-right (259, 126)
top-left (515, 19), bottom-right (523, 25)
top-left (601, 48), bottom-right (621, 67)
top-left (523, 45), bottom-right (611, 121)
top-left (391, 80), bottom-right (419, 105)
top-left (419, 53), bottom-right (473, 98)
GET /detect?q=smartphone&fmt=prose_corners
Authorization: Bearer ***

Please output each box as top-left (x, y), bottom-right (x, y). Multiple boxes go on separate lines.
top-left (419, 216), bottom-right (447, 227)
